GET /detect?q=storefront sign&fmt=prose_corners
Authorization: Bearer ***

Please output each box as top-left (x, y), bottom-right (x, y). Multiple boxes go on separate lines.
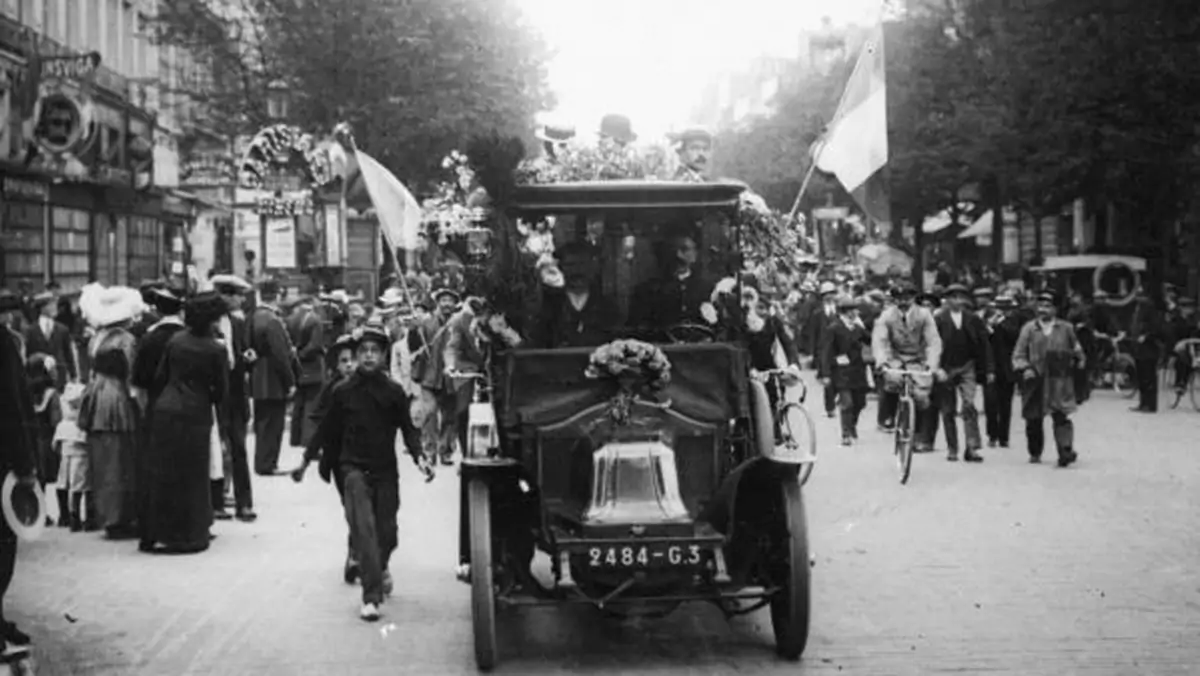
top-left (258, 192), bottom-right (314, 216)
top-left (2, 176), bottom-right (48, 201)
top-left (264, 216), bottom-right (297, 268)
top-left (40, 52), bottom-right (101, 81)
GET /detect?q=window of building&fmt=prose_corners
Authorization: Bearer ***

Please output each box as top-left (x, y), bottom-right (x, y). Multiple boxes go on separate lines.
top-left (128, 217), bottom-right (160, 283)
top-left (1, 201), bottom-right (47, 290)
top-left (51, 208), bottom-right (90, 293)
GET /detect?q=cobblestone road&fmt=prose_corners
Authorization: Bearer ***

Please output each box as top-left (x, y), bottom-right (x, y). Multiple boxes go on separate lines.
top-left (9, 380), bottom-right (1200, 675)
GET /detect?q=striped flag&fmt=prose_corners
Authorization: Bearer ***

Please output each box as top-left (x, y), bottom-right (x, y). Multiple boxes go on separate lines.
top-left (816, 24), bottom-right (890, 226)
top-left (350, 150), bottom-right (423, 251)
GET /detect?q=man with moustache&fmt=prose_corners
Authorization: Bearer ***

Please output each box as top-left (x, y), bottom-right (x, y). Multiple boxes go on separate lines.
top-left (532, 242), bottom-right (618, 348)
top-left (211, 274), bottom-right (257, 520)
top-left (669, 127), bottom-right (713, 182)
top-left (1012, 291), bottom-right (1085, 467)
top-left (248, 279), bottom-right (296, 475)
top-left (872, 282), bottom-right (942, 451)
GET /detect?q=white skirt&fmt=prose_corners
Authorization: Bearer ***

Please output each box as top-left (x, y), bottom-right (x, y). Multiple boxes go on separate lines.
top-left (209, 408), bottom-right (224, 480)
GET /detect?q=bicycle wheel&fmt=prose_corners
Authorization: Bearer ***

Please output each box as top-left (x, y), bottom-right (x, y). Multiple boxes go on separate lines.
top-left (894, 397), bottom-right (914, 485)
top-left (1114, 355), bottom-right (1138, 398)
top-left (779, 402), bottom-right (817, 485)
top-left (1190, 371), bottom-right (1200, 412)
top-left (1160, 357), bottom-right (1175, 392)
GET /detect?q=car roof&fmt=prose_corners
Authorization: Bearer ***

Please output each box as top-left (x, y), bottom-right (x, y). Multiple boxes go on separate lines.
top-left (509, 179), bottom-right (748, 212)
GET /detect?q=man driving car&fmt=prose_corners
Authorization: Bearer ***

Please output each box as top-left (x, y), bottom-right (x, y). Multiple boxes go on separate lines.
top-left (628, 235), bottom-right (715, 338)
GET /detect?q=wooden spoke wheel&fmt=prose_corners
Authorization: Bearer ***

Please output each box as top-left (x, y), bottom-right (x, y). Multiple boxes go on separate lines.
top-left (770, 480), bottom-right (811, 660)
top-left (468, 478), bottom-right (498, 671)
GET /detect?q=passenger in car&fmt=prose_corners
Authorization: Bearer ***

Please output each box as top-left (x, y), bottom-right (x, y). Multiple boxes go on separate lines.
top-left (531, 242), bottom-right (620, 348)
top-left (627, 235), bottom-right (716, 337)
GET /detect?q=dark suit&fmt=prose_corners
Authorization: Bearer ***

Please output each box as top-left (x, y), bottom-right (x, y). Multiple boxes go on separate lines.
top-left (248, 304), bottom-right (296, 474)
top-left (986, 313), bottom-right (1023, 446)
top-left (1129, 298), bottom-right (1164, 412)
top-left (219, 313), bottom-right (254, 509)
top-left (287, 308), bottom-right (326, 448)
top-left (532, 288), bottom-right (618, 348)
top-left (809, 302), bottom-right (839, 415)
top-left (22, 317), bottom-right (77, 389)
top-left (1, 326), bottom-right (38, 621)
top-left (628, 271), bottom-right (713, 338)
top-left (818, 318), bottom-right (871, 438)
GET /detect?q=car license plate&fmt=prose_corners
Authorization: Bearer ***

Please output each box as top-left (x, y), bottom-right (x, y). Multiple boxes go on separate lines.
top-left (586, 543), bottom-right (704, 568)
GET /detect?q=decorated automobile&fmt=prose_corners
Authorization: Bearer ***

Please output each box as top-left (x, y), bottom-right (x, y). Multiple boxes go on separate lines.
top-left (449, 135), bottom-right (817, 671)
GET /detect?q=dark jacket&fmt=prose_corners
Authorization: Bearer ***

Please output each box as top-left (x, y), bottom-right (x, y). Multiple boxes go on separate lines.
top-left (989, 313), bottom-right (1024, 383)
top-left (818, 318), bottom-right (871, 391)
top-left (151, 330), bottom-right (229, 426)
top-left (744, 314), bottom-right (800, 372)
top-left (223, 313), bottom-right (252, 422)
top-left (628, 271), bottom-right (714, 331)
top-left (302, 372), bottom-right (350, 463)
top-left (1128, 298), bottom-right (1164, 359)
top-left (288, 307), bottom-right (326, 386)
top-left (934, 308), bottom-right (993, 381)
top-left (0, 327), bottom-right (38, 478)
top-left (313, 369), bottom-right (422, 479)
top-left (22, 317), bottom-right (77, 388)
top-left (806, 300), bottom-right (839, 358)
top-left (132, 318), bottom-right (186, 404)
top-left (532, 287), bottom-right (618, 349)
top-left (248, 305), bottom-right (296, 400)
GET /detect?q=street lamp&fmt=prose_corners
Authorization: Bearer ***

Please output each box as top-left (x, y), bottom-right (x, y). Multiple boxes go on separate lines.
top-left (266, 79), bottom-right (291, 122)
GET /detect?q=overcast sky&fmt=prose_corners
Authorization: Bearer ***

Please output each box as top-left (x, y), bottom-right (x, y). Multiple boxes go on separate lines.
top-left (517, 0), bottom-right (882, 140)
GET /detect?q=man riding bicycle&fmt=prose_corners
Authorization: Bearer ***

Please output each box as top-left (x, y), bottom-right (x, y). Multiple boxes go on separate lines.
top-left (871, 282), bottom-right (943, 452)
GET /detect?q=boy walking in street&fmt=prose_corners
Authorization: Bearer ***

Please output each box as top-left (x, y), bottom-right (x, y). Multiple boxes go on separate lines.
top-left (309, 323), bottom-right (431, 621)
top-left (818, 295), bottom-right (871, 445)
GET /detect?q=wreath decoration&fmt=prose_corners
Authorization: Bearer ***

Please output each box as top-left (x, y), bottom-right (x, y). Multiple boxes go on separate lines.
top-left (238, 124), bottom-right (334, 189)
top-left (585, 339), bottom-right (672, 424)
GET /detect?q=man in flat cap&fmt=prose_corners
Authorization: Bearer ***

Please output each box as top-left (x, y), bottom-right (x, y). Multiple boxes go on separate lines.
top-left (247, 279), bottom-right (297, 475)
top-left (212, 274), bottom-right (257, 519)
top-left (1012, 291), bottom-right (1085, 467)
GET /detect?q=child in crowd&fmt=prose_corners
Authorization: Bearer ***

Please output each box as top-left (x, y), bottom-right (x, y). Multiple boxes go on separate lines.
top-left (54, 384), bottom-right (94, 531)
top-left (818, 295), bottom-right (872, 445)
top-left (27, 354), bottom-right (62, 526)
top-left (309, 322), bottom-right (429, 622)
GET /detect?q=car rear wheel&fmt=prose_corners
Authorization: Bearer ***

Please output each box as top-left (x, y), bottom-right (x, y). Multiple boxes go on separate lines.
top-left (468, 478), bottom-right (498, 671)
top-left (770, 480), bottom-right (811, 660)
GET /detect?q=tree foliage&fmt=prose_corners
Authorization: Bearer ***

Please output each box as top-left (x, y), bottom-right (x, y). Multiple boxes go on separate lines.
top-left (712, 0), bottom-right (1200, 259)
top-left (151, 0), bottom-right (554, 188)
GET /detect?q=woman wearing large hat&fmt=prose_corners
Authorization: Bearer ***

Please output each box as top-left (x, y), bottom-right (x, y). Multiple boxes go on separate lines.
top-left (77, 284), bottom-right (145, 539)
top-left (141, 292), bottom-right (231, 554)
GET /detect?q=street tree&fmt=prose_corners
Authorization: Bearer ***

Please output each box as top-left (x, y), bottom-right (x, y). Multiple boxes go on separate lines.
top-left (151, 0), bottom-right (554, 187)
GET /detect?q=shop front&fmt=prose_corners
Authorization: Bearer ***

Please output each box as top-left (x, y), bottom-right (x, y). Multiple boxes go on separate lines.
top-left (0, 24), bottom-right (167, 293)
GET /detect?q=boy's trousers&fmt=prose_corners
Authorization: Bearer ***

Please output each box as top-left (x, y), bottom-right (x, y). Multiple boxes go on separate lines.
top-left (341, 466), bottom-right (399, 605)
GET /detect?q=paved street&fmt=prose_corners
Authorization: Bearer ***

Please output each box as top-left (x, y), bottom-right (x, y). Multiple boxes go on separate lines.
top-left (9, 380), bottom-right (1200, 676)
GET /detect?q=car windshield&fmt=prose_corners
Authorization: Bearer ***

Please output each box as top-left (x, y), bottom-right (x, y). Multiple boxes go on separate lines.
top-left (511, 205), bottom-right (739, 348)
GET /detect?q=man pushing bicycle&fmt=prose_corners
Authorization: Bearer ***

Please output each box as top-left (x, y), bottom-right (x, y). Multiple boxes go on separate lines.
top-left (871, 282), bottom-right (943, 453)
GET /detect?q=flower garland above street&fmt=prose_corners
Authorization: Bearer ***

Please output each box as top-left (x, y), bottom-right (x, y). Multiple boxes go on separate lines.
top-left (421, 151), bottom-right (489, 243)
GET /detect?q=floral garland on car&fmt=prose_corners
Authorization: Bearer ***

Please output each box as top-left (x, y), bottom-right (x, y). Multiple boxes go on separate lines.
top-left (516, 142), bottom-right (675, 184)
top-left (585, 339), bottom-right (672, 424)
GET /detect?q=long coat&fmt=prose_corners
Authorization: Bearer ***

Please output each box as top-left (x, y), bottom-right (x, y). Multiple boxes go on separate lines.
top-left (988, 314), bottom-right (1024, 384)
top-left (0, 327), bottom-right (38, 480)
top-left (287, 308), bottom-right (326, 386)
top-left (1012, 318), bottom-right (1085, 419)
top-left (248, 305), bottom-right (296, 400)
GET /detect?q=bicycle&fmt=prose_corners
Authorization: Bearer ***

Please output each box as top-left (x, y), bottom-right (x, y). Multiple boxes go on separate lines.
top-left (880, 367), bottom-right (932, 485)
top-left (1168, 338), bottom-right (1200, 411)
top-left (1091, 331), bottom-right (1137, 398)
top-left (751, 368), bottom-right (817, 486)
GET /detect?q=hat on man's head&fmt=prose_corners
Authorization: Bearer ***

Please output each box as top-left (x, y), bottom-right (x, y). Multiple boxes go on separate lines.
top-left (890, 281), bottom-right (916, 298)
top-left (30, 291), bottom-right (55, 309)
top-left (148, 286), bottom-right (185, 315)
top-left (818, 281), bottom-right (837, 296)
top-left (993, 294), bottom-right (1017, 309)
top-left (257, 279), bottom-right (281, 299)
top-left (944, 283), bottom-right (970, 298)
top-left (378, 287), bottom-right (408, 308)
top-left (667, 127), bottom-right (714, 147)
top-left (212, 274), bottom-right (252, 294)
top-left (598, 114), bottom-right (637, 144)
top-left (973, 286), bottom-right (995, 299)
top-left (535, 123), bottom-right (576, 145)
top-left (1036, 291), bottom-right (1057, 304)
top-left (0, 289), bottom-right (21, 313)
top-left (835, 294), bottom-right (860, 311)
top-left (915, 291), bottom-right (940, 307)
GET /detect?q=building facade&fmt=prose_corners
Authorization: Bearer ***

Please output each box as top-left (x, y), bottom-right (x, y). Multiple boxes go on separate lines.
top-left (0, 1), bottom-right (221, 295)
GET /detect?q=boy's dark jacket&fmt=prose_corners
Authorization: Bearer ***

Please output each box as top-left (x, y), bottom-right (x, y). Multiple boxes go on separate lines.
top-left (818, 318), bottom-right (871, 391)
top-left (312, 367), bottom-right (422, 482)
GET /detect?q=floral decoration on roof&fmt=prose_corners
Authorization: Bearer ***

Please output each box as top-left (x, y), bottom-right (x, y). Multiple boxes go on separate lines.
top-left (515, 141), bottom-right (679, 184)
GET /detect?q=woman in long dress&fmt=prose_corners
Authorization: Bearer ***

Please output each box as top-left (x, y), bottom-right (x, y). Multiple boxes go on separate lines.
top-left (142, 292), bottom-right (229, 553)
top-left (78, 287), bottom-right (143, 539)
